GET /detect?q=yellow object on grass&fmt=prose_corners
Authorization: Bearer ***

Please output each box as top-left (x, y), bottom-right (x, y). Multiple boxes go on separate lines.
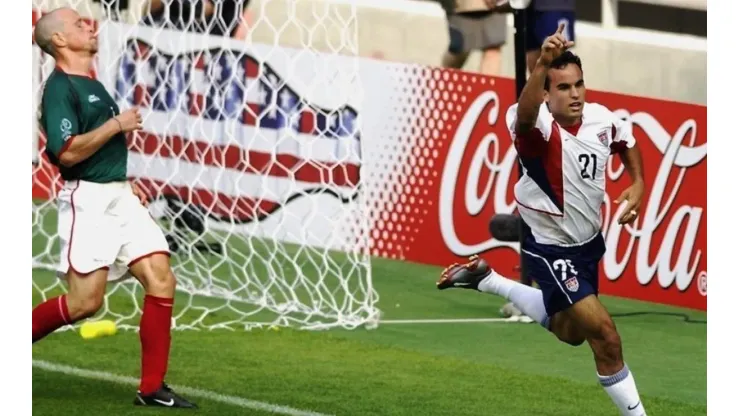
top-left (79, 320), bottom-right (117, 340)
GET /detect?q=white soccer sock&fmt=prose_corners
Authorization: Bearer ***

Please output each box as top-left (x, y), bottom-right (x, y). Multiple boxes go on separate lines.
top-left (477, 270), bottom-right (549, 328)
top-left (598, 364), bottom-right (646, 416)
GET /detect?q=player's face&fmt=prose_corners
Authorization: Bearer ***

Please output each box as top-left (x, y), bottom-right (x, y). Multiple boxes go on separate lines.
top-left (544, 64), bottom-right (585, 123)
top-left (59, 9), bottom-right (98, 55)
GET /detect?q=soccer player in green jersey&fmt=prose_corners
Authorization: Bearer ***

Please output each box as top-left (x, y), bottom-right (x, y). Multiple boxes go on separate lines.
top-left (32, 7), bottom-right (196, 408)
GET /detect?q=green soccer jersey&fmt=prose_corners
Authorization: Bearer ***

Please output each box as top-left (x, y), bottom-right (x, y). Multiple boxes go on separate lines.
top-left (41, 69), bottom-right (128, 183)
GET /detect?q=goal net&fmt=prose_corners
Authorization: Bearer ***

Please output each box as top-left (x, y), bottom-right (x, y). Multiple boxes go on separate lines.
top-left (32, 0), bottom-right (379, 331)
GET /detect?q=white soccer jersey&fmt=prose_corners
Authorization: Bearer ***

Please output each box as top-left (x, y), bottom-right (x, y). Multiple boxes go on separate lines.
top-left (505, 102), bottom-right (636, 246)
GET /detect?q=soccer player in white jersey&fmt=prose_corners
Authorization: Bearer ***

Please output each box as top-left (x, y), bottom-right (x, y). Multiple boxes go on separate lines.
top-left (437, 24), bottom-right (647, 416)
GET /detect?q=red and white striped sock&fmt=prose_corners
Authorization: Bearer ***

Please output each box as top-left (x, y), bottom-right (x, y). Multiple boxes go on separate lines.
top-left (32, 295), bottom-right (73, 343)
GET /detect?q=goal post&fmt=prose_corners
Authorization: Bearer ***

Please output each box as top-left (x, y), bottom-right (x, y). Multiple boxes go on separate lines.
top-left (32, 0), bottom-right (380, 331)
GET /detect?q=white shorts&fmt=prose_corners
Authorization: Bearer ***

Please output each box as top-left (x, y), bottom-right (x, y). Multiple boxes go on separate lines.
top-left (56, 180), bottom-right (170, 282)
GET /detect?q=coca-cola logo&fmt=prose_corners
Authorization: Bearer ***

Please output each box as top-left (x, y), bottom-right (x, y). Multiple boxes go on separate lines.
top-left (439, 91), bottom-right (707, 293)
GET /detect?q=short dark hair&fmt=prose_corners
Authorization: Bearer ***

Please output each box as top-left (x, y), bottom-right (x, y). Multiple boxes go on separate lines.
top-left (544, 51), bottom-right (583, 91)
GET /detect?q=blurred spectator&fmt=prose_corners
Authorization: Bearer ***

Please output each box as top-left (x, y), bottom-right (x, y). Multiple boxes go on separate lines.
top-left (209, 0), bottom-right (252, 39)
top-left (442, 0), bottom-right (509, 76)
top-left (525, 0), bottom-right (576, 72)
top-left (141, 0), bottom-right (252, 39)
top-left (93, 0), bottom-right (131, 21)
top-left (141, 0), bottom-right (210, 33)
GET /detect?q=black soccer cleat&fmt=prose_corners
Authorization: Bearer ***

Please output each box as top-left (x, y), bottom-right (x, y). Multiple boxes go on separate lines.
top-left (134, 382), bottom-right (198, 408)
top-left (436, 255), bottom-right (492, 291)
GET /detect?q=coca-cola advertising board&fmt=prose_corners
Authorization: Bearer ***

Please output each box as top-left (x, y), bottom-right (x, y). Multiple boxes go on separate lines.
top-left (31, 18), bottom-right (707, 311)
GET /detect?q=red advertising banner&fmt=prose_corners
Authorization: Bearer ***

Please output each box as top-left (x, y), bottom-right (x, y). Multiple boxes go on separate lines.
top-left (368, 69), bottom-right (707, 311)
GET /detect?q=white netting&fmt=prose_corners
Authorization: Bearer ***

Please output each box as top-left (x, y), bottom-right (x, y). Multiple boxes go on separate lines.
top-left (32, 0), bottom-right (379, 331)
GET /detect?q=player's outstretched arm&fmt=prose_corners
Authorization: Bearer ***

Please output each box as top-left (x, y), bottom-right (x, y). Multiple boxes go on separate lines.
top-left (58, 108), bottom-right (142, 167)
top-left (515, 63), bottom-right (548, 134)
top-left (515, 23), bottom-right (574, 134)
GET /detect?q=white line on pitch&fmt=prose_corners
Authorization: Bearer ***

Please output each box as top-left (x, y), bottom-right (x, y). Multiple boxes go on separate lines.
top-left (380, 317), bottom-right (533, 324)
top-left (32, 360), bottom-right (332, 416)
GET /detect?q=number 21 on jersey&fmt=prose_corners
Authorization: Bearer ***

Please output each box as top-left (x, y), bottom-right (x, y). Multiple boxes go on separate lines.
top-left (578, 153), bottom-right (597, 179)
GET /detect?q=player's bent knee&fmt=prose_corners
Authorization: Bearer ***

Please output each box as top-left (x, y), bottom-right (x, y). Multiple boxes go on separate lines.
top-left (558, 334), bottom-right (586, 347)
top-left (65, 268), bottom-right (108, 321)
top-left (66, 293), bottom-right (104, 321)
top-left (588, 319), bottom-right (623, 363)
top-left (553, 331), bottom-right (585, 346)
top-left (130, 254), bottom-right (176, 297)
top-left (145, 264), bottom-right (176, 295)
top-left (600, 324), bottom-right (622, 356)
top-left (594, 319), bottom-right (620, 343)
top-left (551, 316), bottom-right (586, 347)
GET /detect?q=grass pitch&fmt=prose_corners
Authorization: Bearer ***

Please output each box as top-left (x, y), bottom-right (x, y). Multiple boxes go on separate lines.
top-left (32, 258), bottom-right (706, 416)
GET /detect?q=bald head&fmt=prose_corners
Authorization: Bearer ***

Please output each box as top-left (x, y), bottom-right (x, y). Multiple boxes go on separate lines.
top-left (34, 8), bottom-right (97, 59)
top-left (34, 9), bottom-right (68, 57)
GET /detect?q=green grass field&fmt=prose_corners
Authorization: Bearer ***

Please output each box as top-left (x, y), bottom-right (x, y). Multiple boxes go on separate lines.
top-left (32, 208), bottom-right (707, 415)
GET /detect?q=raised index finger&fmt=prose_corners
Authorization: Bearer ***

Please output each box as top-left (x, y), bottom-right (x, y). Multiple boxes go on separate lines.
top-left (556, 22), bottom-right (566, 35)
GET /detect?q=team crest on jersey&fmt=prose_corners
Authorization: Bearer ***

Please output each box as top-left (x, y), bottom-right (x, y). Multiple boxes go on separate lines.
top-left (565, 277), bottom-right (579, 292)
top-left (60, 118), bottom-right (72, 141)
top-left (597, 130), bottom-right (609, 146)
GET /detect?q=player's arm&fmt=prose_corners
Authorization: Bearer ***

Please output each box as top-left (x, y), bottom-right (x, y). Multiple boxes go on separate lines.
top-left (611, 116), bottom-right (644, 224)
top-left (58, 110), bottom-right (139, 167)
top-left (618, 146), bottom-right (644, 186)
top-left (514, 62), bottom-right (549, 134)
top-left (43, 85), bottom-right (141, 167)
top-left (610, 115), bottom-right (643, 184)
top-left (515, 23), bottom-right (574, 134)
top-left (55, 121), bottom-right (118, 167)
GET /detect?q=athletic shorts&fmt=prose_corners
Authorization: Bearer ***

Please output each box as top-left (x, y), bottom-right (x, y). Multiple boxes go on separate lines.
top-left (521, 232), bottom-right (606, 317)
top-left (56, 180), bottom-right (170, 282)
top-left (448, 12), bottom-right (508, 54)
top-left (526, 10), bottom-right (576, 51)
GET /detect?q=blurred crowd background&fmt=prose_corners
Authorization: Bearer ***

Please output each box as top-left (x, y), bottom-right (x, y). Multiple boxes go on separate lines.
top-left (35, 0), bottom-right (707, 104)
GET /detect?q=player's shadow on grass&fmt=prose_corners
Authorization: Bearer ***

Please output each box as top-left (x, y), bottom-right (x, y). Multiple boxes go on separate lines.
top-left (611, 311), bottom-right (706, 324)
